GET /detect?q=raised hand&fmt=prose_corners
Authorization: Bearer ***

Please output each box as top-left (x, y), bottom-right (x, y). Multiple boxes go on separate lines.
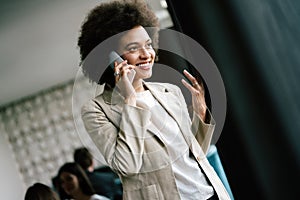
top-left (181, 69), bottom-right (207, 121)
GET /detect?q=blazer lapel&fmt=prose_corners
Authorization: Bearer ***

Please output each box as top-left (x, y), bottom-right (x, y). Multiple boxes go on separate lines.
top-left (98, 83), bottom-right (191, 146)
top-left (145, 82), bottom-right (195, 150)
top-left (99, 86), bottom-right (165, 141)
top-left (145, 82), bottom-right (190, 130)
top-left (102, 83), bottom-right (181, 121)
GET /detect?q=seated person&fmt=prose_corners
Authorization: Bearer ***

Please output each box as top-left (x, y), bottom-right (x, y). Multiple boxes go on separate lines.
top-left (24, 182), bottom-right (60, 200)
top-left (58, 162), bottom-right (110, 200)
top-left (52, 175), bottom-right (69, 200)
top-left (74, 147), bottom-right (122, 200)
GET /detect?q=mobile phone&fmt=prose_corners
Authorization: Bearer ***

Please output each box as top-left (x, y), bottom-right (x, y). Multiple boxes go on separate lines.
top-left (109, 51), bottom-right (135, 83)
top-left (109, 51), bottom-right (124, 69)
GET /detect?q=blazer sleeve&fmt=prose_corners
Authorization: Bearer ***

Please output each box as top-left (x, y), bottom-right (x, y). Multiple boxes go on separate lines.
top-left (81, 99), bottom-right (151, 176)
top-left (175, 85), bottom-right (216, 155)
top-left (191, 110), bottom-right (216, 155)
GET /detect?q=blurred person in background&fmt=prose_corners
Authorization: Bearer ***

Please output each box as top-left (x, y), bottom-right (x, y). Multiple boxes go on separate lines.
top-left (58, 162), bottom-right (109, 200)
top-left (74, 147), bottom-right (122, 200)
top-left (24, 182), bottom-right (60, 200)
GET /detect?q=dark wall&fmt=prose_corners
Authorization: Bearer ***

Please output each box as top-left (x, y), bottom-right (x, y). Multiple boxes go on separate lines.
top-left (166, 0), bottom-right (300, 199)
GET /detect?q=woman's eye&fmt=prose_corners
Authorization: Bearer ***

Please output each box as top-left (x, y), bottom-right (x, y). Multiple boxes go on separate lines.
top-left (146, 43), bottom-right (153, 48)
top-left (66, 176), bottom-right (73, 182)
top-left (128, 46), bottom-right (138, 52)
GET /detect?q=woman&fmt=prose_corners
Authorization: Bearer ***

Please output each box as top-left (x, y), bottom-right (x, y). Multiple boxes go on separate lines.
top-left (79, 1), bottom-right (230, 199)
top-left (58, 162), bottom-right (110, 200)
top-left (24, 182), bottom-right (60, 200)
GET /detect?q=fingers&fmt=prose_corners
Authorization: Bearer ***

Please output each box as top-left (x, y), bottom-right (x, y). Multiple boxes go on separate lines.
top-left (181, 78), bottom-right (200, 95)
top-left (183, 69), bottom-right (197, 84)
top-left (114, 60), bottom-right (127, 75)
top-left (114, 60), bottom-right (135, 82)
top-left (183, 69), bottom-right (202, 85)
top-left (183, 69), bottom-right (203, 88)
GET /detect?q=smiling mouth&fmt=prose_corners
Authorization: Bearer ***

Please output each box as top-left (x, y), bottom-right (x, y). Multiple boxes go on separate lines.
top-left (136, 62), bottom-right (152, 69)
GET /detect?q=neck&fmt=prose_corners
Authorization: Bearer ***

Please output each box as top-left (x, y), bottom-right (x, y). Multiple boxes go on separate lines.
top-left (132, 79), bottom-right (145, 93)
top-left (73, 191), bottom-right (91, 200)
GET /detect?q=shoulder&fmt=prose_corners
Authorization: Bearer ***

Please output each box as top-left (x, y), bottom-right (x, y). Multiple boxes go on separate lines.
top-left (81, 94), bottom-right (105, 114)
top-left (90, 171), bottom-right (115, 180)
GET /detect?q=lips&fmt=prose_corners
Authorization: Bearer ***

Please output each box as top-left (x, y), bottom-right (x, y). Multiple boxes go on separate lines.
top-left (136, 61), bottom-right (152, 69)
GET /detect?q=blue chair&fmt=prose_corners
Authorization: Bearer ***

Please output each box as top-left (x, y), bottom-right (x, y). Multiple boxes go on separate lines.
top-left (207, 145), bottom-right (234, 200)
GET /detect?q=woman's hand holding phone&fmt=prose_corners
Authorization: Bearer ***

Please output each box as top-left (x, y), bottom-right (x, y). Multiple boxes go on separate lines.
top-left (110, 51), bottom-right (137, 106)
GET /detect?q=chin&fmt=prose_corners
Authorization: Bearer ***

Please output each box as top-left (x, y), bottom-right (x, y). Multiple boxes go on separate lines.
top-left (143, 72), bottom-right (152, 79)
top-left (65, 189), bottom-right (75, 195)
top-left (136, 70), bottom-right (152, 80)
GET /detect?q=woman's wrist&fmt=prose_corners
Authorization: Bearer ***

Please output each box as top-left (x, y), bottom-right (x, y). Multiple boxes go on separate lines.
top-left (124, 96), bottom-right (136, 106)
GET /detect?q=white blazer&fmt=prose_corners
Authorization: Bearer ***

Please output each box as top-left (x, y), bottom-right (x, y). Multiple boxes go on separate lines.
top-left (81, 82), bottom-right (230, 200)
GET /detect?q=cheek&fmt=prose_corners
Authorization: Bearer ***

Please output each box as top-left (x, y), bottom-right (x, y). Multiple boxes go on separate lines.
top-left (62, 181), bottom-right (71, 189)
top-left (150, 49), bottom-right (156, 58)
top-left (62, 178), bottom-right (76, 188)
top-left (122, 54), bottom-right (137, 64)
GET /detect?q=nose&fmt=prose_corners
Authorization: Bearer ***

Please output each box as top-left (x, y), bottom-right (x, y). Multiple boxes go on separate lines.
top-left (139, 47), bottom-right (151, 58)
top-left (61, 182), bottom-right (66, 190)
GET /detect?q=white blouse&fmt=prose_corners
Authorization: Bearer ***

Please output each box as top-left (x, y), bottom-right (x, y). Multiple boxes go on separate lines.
top-left (89, 194), bottom-right (110, 200)
top-left (136, 90), bottom-right (214, 200)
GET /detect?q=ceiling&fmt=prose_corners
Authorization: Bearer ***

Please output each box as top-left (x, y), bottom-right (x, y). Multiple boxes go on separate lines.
top-left (0, 0), bottom-right (172, 108)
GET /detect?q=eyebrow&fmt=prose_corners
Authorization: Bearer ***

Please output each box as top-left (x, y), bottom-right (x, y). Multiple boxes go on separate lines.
top-left (124, 39), bottom-right (152, 48)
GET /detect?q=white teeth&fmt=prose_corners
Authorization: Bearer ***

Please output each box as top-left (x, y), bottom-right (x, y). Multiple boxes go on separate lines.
top-left (137, 62), bottom-right (149, 67)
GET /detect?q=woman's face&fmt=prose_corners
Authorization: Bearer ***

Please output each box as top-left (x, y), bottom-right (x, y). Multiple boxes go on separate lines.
top-left (60, 172), bottom-right (80, 196)
top-left (118, 25), bottom-right (156, 81)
